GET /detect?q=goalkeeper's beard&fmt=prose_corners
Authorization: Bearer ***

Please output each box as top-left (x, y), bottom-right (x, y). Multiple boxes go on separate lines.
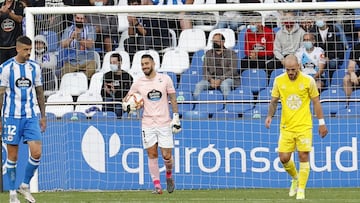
top-left (144, 67), bottom-right (153, 76)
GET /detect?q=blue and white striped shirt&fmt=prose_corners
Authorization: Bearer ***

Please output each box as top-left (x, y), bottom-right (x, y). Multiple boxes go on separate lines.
top-left (0, 58), bottom-right (42, 118)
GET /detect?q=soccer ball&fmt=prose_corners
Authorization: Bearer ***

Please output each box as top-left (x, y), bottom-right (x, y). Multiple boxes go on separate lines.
top-left (124, 93), bottom-right (144, 111)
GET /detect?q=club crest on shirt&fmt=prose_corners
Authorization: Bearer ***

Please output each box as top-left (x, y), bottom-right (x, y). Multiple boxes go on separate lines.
top-left (147, 89), bottom-right (162, 101)
top-left (1, 18), bottom-right (15, 32)
top-left (16, 77), bottom-right (32, 89)
top-left (286, 94), bottom-right (302, 110)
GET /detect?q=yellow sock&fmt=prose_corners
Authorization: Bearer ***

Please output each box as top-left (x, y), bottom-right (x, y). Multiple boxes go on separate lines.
top-left (283, 160), bottom-right (298, 179)
top-left (298, 162), bottom-right (310, 190)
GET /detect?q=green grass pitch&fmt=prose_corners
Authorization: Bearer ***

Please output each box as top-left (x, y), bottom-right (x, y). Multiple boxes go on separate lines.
top-left (1, 188), bottom-right (359, 203)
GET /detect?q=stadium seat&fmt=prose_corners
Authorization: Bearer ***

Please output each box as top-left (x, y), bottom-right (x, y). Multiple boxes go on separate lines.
top-left (330, 69), bottom-right (347, 87)
top-left (241, 69), bottom-right (268, 94)
top-left (159, 48), bottom-right (190, 74)
top-left (234, 27), bottom-right (247, 61)
top-left (62, 112), bottom-right (88, 121)
top-left (193, 89), bottom-right (224, 115)
top-left (253, 87), bottom-right (281, 117)
top-left (129, 50), bottom-right (160, 81)
top-left (336, 106), bottom-right (359, 117)
top-left (212, 111), bottom-right (241, 119)
top-left (206, 28), bottom-right (236, 50)
top-left (224, 88), bottom-right (254, 115)
top-left (182, 110), bottom-right (209, 120)
top-left (101, 50), bottom-right (131, 73)
top-left (177, 28), bottom-right (206, 53)
top-left (117, 13), bottom-right (129, 33)
top-left (45, 91), bottom-right (74, 118)
top-left (91, 111), bottom-right (117, 120)
top-left (176, 90), bottom-right (194, 116)
top-left (268, 68), bottom-right (285, 87)
top-left (320, 87), bottom-right (347, 116)
top-left (74, 91), bottom-right (103, 117)
top-left (59, 72), bottom-right (88, 96)
top-left (37, 112), bottom-right (57, 121)
top-left (88, 72), bottom-right (104, 95)
top-left (348, 89), bottom-right (360, 112)
top-left (94, 51), bottom-right (101, 72)
top-left (116, 30), bottom-right (129, 51)
top-left (40, 30), bottom-right (59, 52)
top-left (177, 50), bottom-right (204, 92)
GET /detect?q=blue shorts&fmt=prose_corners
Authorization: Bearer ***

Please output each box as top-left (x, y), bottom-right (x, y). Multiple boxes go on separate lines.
top-left (2, 117), bottom-right (42, 145)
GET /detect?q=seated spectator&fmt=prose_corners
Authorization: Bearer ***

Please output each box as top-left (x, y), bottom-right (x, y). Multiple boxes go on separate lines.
top-left (309, 11), bottom-right (345, 72)
top-left (193, 33), bottom-right (240, 100)
top-left (101, 53), bottom-right (133, 118)
top-left (295, 33), bottom-right (327, 91)
top-left (343, 42), bottom-right (360, 99)
top-left (87, 0), bottom-right (118, 54)
top-left (34, 34), bottom-right (57, 92)
top-left (60, 13), bottom-right (97, 80)
top-left (240, 12), bottom-right (275, 77)
top-left (273, 11), bottom-right (306, 69)
top-left (300, 10), bottom-right (316, 32)
top-left (125, 0), bottom-right (171, 60)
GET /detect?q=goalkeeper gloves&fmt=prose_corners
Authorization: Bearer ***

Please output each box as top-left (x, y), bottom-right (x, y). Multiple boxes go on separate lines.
top-left (170, 113), bottom-right (182, 134)
top-left (122, 101), bottom-right (137, 113)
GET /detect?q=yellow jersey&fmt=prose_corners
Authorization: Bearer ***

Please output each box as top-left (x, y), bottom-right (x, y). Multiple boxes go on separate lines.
top-left (272, 71), bottom-right (319, 132)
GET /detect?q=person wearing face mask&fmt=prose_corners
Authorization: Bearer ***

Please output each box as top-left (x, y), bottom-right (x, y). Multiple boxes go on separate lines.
top-left (273, 11), bottom-right (306, 69)
top-left (295, 33), bottom-right (327, 91)
top-left (240, 12), bottom-right (275, 78)
top-left (34, 34), bottom-right (58, 93)
top-left (193, 33), bottom-right (240, 100)
top-left (101, 53), bottom-right (133, 118)
top-left (60, 13), bottom-right (97, 80)
top-left (309, 11), bottom-right (344, 73)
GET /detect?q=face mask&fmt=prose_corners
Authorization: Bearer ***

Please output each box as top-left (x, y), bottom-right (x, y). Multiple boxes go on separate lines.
top-left (94, 1), bottom-right (103, 6)
top-left (35, 48), bottom-right (45, 54)
top-left (75, 21), bottom-right (84, 29)
top-left (249, 25), bottom-right (257, 33)
top-left (316, 20), bottom-right (325, 28)
top-left (284, 21), bottom-right (294, 27)
top-left (213, 43), bottom-right (221, 49)
top-left (303, 41), bottom-right (313, 50)
top-left (110, 64), bottom-right (119, 72)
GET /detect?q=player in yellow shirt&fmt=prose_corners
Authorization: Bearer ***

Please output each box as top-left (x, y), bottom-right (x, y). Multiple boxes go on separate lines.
top-left (265, 54), bottom-right (328, 200)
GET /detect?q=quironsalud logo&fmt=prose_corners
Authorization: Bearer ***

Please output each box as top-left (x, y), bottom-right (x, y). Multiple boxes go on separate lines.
top-left (81, 126), bottom-right (121, 173)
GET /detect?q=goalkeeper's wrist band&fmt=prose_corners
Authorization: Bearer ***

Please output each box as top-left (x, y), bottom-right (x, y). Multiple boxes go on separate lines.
top-left (319, 118), bottom-right (325, 125)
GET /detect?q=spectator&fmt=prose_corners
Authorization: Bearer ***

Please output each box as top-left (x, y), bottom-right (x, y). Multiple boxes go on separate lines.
top-left (0, 0), bottom-right (24, 64)
top-left (60, 13), bottom-right (97, 80)
top-left (88, 0), bottom-right (118, 54)
top-left (300, 10), bottom-right (316, 32)
top-left (125, 0), bottom-right (171, 60)
top-left (309, 11), bottom-right (345, 72)
top-left (273, 11), bottom-right (306, 69)
top-left (34, 34), bottom-right (58, 92)
top-left (240, 12), bottom-right (275, 77)
top-left (193, 33), bottom-right (240, 100)
top-left (295, 33), bottom-right (327, 91)
top-left (343, 42), bottom-right (360, 98)
top-left (101, 53), bottom-right (133, 118)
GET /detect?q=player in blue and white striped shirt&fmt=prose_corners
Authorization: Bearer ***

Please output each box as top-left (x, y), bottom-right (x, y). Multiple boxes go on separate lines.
top-left (0, 36), bottom-right (46, 203)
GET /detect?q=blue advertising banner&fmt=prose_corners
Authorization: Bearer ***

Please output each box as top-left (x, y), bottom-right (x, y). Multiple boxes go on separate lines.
top-left (2, 117), bottom-right (359, 191)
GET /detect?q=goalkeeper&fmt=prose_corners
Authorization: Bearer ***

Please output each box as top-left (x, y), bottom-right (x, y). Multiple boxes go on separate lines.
top-left (265, 55), bottom-right (328, 200)
top-left (122, 54), bottom-right (181, 195)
